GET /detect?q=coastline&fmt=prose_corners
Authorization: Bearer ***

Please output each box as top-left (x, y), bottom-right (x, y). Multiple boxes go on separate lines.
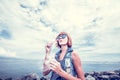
top-left (85, 69), bottom-right (120, 80)
top-left (0, 69), bottom-right (119, 80)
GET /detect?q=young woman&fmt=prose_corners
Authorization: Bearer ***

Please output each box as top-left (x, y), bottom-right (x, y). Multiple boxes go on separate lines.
top-left (43, 32), bottom-right (85, 80)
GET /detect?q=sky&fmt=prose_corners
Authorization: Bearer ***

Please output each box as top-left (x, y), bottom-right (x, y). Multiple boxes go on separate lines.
top-left (0, 0), bottom-right (120, 61)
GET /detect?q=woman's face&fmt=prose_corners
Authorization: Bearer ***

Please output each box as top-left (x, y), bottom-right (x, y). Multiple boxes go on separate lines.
top-left (57, 34), bottom-right (68, 46)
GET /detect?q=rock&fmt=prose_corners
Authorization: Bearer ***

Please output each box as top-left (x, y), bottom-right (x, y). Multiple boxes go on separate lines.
top-left (110, 75), bottom-right (120, 80)
top-left (101, 71), bottom-right (117, 76)
top-left (0, 78), bottom-right (2, 80)
top-left (21, 73), bottom-right (40, 80)
top-left (0, 69), bottom-right (120, 80)
top-left (85, 75), bottom-right (96, 80)
top-left (40, 77), bottom-right (47, 80)
top-left (5, 77), bottom-right (12, 80)
top-left (85, 73), bottom-right (90, 77)
top-left (114, 69), bottom-right (120, 76)
top-left (97, 75), bottom-right (109, 80)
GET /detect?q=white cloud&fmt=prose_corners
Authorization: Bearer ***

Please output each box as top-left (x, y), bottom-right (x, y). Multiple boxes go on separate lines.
top-left (0, 47), bottom-right (16, 57)
top-left (0, 0), bottom-right (120, 61)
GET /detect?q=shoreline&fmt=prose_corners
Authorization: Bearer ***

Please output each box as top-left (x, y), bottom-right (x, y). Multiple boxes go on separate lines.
top-left (0, 69), bottom-right (119, 80)
top-left (85, 69), bottom-right (120, 80)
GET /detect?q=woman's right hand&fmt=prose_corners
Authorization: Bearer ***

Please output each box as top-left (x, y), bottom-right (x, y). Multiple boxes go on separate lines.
top-left (45, 42), bottom-right (53, 54)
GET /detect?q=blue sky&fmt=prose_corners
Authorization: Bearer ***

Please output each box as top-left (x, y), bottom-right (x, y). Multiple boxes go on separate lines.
top-left (0, 0), bottom-right (120, 61)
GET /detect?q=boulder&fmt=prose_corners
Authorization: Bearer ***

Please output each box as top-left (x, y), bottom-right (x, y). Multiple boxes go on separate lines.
top-left (40, 77), bottom-right (47, 80)
top-left (85, 75), bottom-right (96, 80)
top-left (21, 73), bottom-right (40, 80)
top-left (97, 75), bottom-right (110, 80)
top-left (5, 78), bottom-right (12, 80)
top-left (110, 75), bottom-right (120, 80)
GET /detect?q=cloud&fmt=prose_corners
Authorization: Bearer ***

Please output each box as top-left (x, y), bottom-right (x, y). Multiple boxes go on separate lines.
top-left (0, 0), bottom-right (120, 61)
top-left (0, 21), bottom-right (12, 39)
top-left (0, 47), bottom-right (16, 57)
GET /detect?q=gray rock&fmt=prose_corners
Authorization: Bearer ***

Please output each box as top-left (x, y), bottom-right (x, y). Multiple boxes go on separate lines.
top-left (85, 75), bottom-right (96, 80)
top-left (21, 73), bottom-right (40, 80)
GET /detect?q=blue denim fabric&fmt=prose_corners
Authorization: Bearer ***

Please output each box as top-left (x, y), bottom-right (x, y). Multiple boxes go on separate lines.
top-left (50, 47), bottom-right (77, 80)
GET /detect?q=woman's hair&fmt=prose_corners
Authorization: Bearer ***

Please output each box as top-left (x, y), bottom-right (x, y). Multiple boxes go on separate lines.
top-left (56, 32), bottom-right (72, 48)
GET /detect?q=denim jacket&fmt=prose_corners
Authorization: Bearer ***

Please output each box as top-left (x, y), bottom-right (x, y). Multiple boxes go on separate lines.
top-left (50, 47), bottom-right (77, 80)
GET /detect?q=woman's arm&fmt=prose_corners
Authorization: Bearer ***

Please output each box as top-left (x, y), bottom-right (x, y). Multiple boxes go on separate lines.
top-left (72, 51), bottom-right (85, 80)
top-left (50, 51), bottom-right (85, 80)
top-left (43, 42), bottom-right (53, 76)
top-left (43, 53), bottom-right (51, 76)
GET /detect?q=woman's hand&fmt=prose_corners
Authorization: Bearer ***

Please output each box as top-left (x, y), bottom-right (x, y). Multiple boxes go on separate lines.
top-left (45, 42), bottom-right (53, 54)
top-left (50, 59), bottom-right (63, 74)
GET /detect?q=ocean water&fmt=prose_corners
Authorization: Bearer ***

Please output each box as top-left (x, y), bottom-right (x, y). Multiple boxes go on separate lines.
top-left (0, 59), bottom-right (42, 78)
top-left (82, 61), bottom-right (120, 72)
top-left (0, 58), bottom-right (120, 78)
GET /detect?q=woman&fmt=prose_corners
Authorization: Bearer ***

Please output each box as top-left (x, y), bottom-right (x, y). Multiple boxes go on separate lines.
top-left (43, 32), bottom-right (85, 80)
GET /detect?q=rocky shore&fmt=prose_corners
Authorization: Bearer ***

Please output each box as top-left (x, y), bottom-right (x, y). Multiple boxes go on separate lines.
top-left (0, 69), bottom-right (119, 80)
top-left (85, 69), bottom-right (120, 80)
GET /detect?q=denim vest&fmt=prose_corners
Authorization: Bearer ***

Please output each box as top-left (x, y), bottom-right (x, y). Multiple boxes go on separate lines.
top-left (50, 47), bottom-right (77, 80)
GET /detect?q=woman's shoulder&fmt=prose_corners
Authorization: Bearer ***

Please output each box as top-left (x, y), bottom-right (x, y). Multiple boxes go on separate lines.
top-left (71, 51), bottom-right (82, 64)
top-left (71, 51), bottom-right (80, 60)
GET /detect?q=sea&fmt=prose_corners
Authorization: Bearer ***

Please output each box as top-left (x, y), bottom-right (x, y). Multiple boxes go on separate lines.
top-left (0, 57), bottom-right (120, 79)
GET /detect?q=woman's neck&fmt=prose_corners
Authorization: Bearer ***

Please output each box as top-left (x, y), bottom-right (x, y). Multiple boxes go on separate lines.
top-left (59, 45), bottom-right (68, 61)
top-left (61, 45), bottom-right (68, 53)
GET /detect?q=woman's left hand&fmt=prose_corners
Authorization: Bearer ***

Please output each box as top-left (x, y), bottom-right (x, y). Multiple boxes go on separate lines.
top-left (50, 59), bottom-right (63, 74)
